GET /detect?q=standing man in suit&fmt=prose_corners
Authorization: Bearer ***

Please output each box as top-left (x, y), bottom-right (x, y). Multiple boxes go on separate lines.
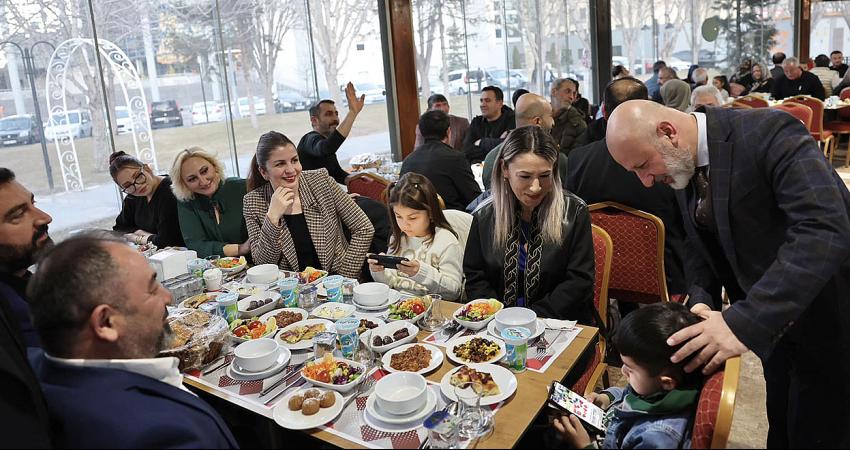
top-left (402, 110), bottom-right (482, 210)
top-left (567, 78), bottom-right (688, 298)
top-left (297, 82), bottom-right (366, 185)
top-left (606, 100), bottom-right (850, 448)
top-left (28, 234), bottom-right (238, 448)
top-left (0, 168), bottom-right (52, 447)
top-left (413, 94), bottom-right (470, 151)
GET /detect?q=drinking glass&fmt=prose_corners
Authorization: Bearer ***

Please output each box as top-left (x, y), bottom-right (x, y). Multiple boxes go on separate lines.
top-left (454, 381), bottom-right (493, 439)
top-left (352, 343), bottom-right (376, 371)
top-left (421, 294), bottom-right (446, 331)
top-left (298, 285), bottom-right (319, 311)
top-left (424, 410), bottom-right (460, 449)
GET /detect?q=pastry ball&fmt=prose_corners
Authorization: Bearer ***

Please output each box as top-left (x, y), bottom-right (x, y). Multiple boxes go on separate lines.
top-left (319, 391), bottom-right (336, 408)
top-left (303, 388), bottom-right (321, 399)
top-left (288, 394), bottom-right (304, 411)
top-left (302, 398), bottom-right (320, 416)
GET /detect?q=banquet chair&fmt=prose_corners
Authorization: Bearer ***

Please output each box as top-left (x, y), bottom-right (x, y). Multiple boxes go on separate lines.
top-left (572, 225), bottom-right (613, 397)
top-left (691, 356), bottom-right (741, 449)
top-left (733, 95), bottom-right (769, 108)
top-left (588, 202), bottom-right (670, 305)
top-left (825, 88), bottom-right (850, 167)
top-left (345, 172), bottom-right (390, 203)
top-left (784, 95), bottom-right (837, 162)
top-left (772, 102), bottom-right (813, 131)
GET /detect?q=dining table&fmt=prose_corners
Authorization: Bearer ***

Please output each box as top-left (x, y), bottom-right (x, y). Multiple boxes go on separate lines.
top-left (182, 298), bottom-right (598, 449)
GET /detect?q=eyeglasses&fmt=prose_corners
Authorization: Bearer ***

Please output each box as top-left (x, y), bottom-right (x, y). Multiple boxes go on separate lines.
top-left (121, 171), bottom-right (147, 194)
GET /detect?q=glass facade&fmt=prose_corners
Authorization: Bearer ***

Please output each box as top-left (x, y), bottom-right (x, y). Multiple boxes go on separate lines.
top-left (0, 0), bottom-right (802, 234)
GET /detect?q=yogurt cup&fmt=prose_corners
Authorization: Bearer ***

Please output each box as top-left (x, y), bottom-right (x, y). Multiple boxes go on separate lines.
top-left (501, 326), bottom-right (532, 372)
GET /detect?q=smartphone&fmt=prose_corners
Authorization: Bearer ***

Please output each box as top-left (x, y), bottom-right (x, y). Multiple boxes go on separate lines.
top-left (548, 381), bottom-right (606, 433)
top-left (368, 254), bottom-right (410, 270)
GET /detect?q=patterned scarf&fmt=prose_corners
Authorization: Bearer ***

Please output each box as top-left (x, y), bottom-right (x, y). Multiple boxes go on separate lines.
top-left (502, 208), bottom-right (543, 307)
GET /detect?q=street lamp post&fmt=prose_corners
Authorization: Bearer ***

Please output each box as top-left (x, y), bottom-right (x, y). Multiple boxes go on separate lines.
top-left (0, 40), bottom-right (56, 191)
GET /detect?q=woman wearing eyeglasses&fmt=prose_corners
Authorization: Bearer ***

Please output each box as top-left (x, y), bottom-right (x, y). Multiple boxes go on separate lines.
top-left (110, 151), bottom-right (185, 247)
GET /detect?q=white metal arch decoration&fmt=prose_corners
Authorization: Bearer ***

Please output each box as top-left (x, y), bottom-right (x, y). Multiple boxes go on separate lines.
top-left (45, 38), bottom-right (158, 192)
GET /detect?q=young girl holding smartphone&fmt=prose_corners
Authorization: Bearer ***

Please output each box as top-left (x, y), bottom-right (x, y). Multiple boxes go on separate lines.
top-left (368, 173), bottom-right (464, 300)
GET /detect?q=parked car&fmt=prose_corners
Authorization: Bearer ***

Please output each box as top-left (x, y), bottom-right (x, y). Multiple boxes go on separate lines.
top-left (666, 57), bottom-right (693, 72)
top-left (44, 110), bottom-right (92, 140)
top-left (238, 96), bottom-right (267, 117)
top-left (115, 106), bottom-right (133, 134)
top-left (191, 101), bottom-right (226, 124)
top-left (358, 83), bottom-right (386, 104)
top-left (447, 69), bottom-right (496, 95)
top-left (489, 69), bottom-right (528, 90)
top-left (0, 114), bottom-right (40, 146)
top-left (150, 100), bottom-right (183, 129)
top-left (274, 90), bottom-right (310, 113)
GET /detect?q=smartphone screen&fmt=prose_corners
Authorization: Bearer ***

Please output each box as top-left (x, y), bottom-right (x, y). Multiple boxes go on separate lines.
top-left (548, 381), bottom-right (606, 432)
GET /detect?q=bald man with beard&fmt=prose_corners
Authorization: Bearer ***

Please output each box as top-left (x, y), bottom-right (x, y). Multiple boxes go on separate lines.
top-left (606, 100), bottom-right (850, 449)
top-left (481, 93), bottom-right (567, 189)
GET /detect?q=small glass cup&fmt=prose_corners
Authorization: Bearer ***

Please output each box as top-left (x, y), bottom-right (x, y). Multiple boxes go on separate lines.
top-left (298, 285), bottom-right (319, 311)
top-left (424, 410), bottom-right (460, 449)
top-left (455, 381), bottom-right (493, 439)
top-left (421, 294), bottom-right (446, 331)
top-left (187, 258), bottom-right (210, 279)
top-left (342, 279), bottom-right (357, 305)
top-left (352, 342), bottom-right (376, 371)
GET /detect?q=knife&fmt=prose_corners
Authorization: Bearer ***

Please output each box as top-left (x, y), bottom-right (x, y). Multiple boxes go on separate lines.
top-left (259, 361), bottom-right (305, 397)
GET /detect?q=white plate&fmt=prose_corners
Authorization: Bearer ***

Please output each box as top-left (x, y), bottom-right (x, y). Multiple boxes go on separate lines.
top-left (302, 358), bottom-right (367, 393)
top-left (177, 292), bottom-right (221, 309)
top-left (364, 321), bottom-right (419, 353)
top-left (353, 289), bottom-right (401, 311)
top-left (311, 302), bottom-right (356, 321)
top-left (273, 389), bottom-right (344, 430)
top-left (439, 363), bottom-right (518, 406)
top-left (277, 319), bottom-right (336, 350)
top-left (452, 299), bottom-right (503, 331)
top-left (386, 295), bottom-right (433, 324)
top-left (228, 348), bottom-right (292, 380)
top-left (214, 257), bottom-right (247, 273)
top-left (381, 344), bottom-right (444, 375)
top-left (487, 319), bottom-right (546, 341)
top-left (238, 292), bottom-right (281, 319)
top-left (365, 386), bottom-right (437, 425)
top-left (445, 335), bottom-right (506, 365)
top-left (259, 308), bottom-right (309, 326)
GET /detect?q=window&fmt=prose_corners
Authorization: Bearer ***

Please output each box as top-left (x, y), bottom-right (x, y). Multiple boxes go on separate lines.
top-left (357, 43), bottom-right (365, 51)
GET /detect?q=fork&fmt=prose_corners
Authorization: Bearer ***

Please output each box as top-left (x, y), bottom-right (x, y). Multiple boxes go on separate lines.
top-left (342, 375), bottom-right (377, 410)
top-left (535, 334), bottom-right (550, 358)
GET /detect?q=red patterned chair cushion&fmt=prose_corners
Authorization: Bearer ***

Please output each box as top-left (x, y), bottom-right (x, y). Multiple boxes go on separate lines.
top-left (590, 210), bottom-right (664, 304)
top-left (347, 174), bottom-right (389, 202)
top-left (692, 370), bottom-right (725, 449)
top-left (592, 231), bottom-right (608, 314)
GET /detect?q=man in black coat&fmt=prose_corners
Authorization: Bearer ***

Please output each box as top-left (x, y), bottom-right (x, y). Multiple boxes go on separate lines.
top-left (297, 82), bottom-right (366, 185)
top-left (402, 110), bottom-right (482, 210)
top-left (567, 77), bottom-right (688, 297)
top-left (607, 100), bottom-right (850, 448)
top-left (463, 86), bottom-right (515, 164)
top-left (0, 168), bottom-right (52, 447)
top-left (771, 57), bottom-right (826, 100)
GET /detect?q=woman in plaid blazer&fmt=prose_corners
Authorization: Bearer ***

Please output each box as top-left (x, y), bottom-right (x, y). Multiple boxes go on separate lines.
top-left (243, 131), bottom-right (374, 279)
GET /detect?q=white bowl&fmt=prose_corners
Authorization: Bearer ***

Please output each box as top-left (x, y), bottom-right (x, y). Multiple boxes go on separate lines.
top-left (353, 282), bottom-right (390, 307)
top-left (453, 298), bottom-right (504, 331)
top-left (374, 372), bottom-right (428, 416)
top-left (494, 307), bottom-right (537, 335)
top-left (233, 338), bottom-right (280, 372)
top-left (301, 358), bottom-right (367, 393)
top-left (238, 292), bottom-right (282, 318)
top-left (247, 264), bottom-right (279, 284)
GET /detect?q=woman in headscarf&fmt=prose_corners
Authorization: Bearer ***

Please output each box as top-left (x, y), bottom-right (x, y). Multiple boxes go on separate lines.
top-left (661, 79), bottom-right (692, 112)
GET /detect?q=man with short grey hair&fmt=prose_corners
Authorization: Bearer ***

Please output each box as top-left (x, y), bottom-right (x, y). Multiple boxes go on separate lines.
top-left (691, 68), bottom-right (709, 88)
top-left (771, 56), bottom-right (826, 100)
top-left (689, 85), bottom-right (725, 111)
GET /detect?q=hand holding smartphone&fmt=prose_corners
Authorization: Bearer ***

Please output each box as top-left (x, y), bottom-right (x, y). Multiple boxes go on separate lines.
top-left (367, 254), bottom-right (410, 270)
top-left (548, 381), bottom-right (606, 434)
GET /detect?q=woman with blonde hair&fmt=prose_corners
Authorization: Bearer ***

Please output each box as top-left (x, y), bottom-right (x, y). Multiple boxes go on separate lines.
top-left (242, 131), bottom-right (373, 279)
top-left (463, 126), bottom-right (594, 322)
top-left (170, 147), bottom-right (250, 258)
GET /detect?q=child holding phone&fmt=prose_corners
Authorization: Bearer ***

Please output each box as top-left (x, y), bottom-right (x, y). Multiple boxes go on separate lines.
top-left (368, 173), bottom-right (463, 300)
top-left (554, 302), bottom-right (705, 448)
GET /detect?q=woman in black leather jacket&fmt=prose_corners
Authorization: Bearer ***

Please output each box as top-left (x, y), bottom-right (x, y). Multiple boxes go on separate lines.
top-left (463, 126), bottom-right (595, 324)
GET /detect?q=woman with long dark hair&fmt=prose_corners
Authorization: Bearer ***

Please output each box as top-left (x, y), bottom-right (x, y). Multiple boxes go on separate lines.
top-left (243, 131), bottom-right (373, 278)
top-left (463, 126), bottom-right (594, 322)
top-left (368, 173), bottom-right (463, 300)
